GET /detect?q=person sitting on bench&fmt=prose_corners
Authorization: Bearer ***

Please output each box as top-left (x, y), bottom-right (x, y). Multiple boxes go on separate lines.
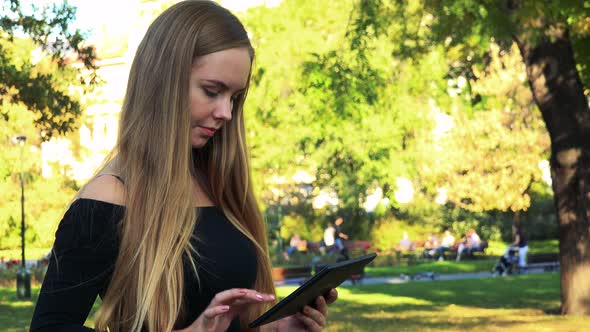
top-left (435, 228), bottom-right (455, 261)
top-left (395, 231), bottom-right (414, 252)
top-left (456, 228), bottom-right (481, 261)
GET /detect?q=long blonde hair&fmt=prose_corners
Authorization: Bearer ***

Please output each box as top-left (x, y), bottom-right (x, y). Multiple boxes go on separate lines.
top-left (91, 1), bottom-right (275, 330)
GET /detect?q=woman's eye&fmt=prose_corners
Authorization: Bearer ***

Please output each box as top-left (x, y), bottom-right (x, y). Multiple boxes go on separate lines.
top-left (203, 88), bottom-right (218, 98)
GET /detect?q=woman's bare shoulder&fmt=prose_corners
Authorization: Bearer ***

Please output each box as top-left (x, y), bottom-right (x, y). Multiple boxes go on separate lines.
top-left (79, 174), bottom-right (126, 206)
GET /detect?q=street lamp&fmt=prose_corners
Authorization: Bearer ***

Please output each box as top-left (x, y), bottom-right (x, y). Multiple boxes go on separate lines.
top-left (13, 135), bottom-right (30, 299)
top-left (271, 175), bottom-right (286, 260)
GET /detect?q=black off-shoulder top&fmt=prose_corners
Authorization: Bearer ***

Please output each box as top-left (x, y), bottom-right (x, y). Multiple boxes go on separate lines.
top-left (30, 199), bottom-right (258, 331)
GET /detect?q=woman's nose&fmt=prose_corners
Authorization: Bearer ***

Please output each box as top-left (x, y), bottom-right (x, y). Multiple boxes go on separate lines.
top-left (213, 97), bottom-right (233, 121)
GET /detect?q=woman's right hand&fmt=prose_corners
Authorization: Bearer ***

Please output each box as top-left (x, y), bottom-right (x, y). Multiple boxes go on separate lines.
top-left (176, 288), bottom-right (275, 332)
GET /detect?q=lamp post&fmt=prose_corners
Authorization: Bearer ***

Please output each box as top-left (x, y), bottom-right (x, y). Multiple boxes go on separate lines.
top-left (13, 135), bottom-right (30, 299)
top-left (271, 175), bottom-right (286, 261)
top-left (277, 193), bottom-right (283, 256)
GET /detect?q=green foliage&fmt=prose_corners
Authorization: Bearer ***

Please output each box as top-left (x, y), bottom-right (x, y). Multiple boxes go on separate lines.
top-left (0, 0), bottom-right (99, 140)
top-left (243, 0), bottom-right (442, 225)
top-left (443, 208), bottom-right (507, 242)
top-left (0, 247), bottom-right (51, 261)
top-left (279, 213), bottom-right (323, 243)
top-left (429, 1), bottom-right (590, 88)
top-left (528, 239), bottom-right (559, 255)
top-left (0, 1), bottom-right (97, 252)
top-left (0, 103), bottom-right (77, 250)
top-left (239, 0), bottom-right (559, 241)
top-left (415, 43), bottom-right (551, 215)
top-left (518, 182), bottom-right (558, 241)
top-left (478, 239), bottom-right (559, 257)
top-left (370, 216), bottom-right (433, 252)
top-left (242, 0), bottom-right (358, 196)
top-left (395, 193), bottom-right (446, 228)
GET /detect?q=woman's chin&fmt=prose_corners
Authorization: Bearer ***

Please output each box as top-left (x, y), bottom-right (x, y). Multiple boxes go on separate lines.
top-left (191, 137), bottom-right (209, 149)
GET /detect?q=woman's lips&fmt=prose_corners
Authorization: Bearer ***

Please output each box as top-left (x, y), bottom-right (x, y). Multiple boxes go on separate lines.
top-left (199, 126), bottom-right (216, 137)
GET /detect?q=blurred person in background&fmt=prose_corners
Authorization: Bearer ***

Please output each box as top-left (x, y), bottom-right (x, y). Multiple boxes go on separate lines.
top-left (456, 228), bottom-right (482, 261)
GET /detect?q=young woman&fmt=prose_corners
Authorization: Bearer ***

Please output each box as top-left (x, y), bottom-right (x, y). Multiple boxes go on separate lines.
top-left (508, 223), bottom-right (529, 270)
top-left (30, 1), bottom-right (336, 331)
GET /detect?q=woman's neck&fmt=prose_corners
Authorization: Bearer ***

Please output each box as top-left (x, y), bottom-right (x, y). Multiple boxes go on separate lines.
top-left (192, 177), bottom-right (215, 207)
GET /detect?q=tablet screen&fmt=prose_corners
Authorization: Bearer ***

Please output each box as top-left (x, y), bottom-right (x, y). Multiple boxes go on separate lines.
top-left (249, 253), bottom-right (377, 328)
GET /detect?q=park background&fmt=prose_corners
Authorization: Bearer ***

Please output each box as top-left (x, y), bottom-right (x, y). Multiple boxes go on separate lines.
top-left (1, 0), bottom-right (590, 331)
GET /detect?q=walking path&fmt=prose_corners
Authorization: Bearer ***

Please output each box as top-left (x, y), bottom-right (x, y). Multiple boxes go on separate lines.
top-left (275, 262), bottom-right (559, 287)
top-left (4, 259), bottom-right (558, 289)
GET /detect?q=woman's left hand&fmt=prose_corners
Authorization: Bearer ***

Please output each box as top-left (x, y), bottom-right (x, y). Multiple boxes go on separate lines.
top-left (272, 288), bottom-right (338, 331)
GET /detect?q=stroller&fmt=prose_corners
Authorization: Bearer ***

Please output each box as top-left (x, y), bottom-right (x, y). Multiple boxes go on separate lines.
top-left (493, 247), bottom-right (519, 276)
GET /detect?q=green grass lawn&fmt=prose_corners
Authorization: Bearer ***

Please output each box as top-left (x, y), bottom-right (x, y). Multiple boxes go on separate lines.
top-left (280, 272), bottom-right (587, 332)
top-left (0, 287), bottom-right (38, 332)
top-left (365, 259), bottom-right (496, 277)
top-left (3, 273), bottom-right (588, 332)
top-left (0, 287), bottom-right (100, 332)
top-left (528, 239), bottom-right (559, 254)
top-left (485, 240), bottom-right (559, 257)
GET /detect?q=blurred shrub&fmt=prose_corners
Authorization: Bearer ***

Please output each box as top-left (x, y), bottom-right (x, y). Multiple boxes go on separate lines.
top-left (370, 216), bottom-right (432, 252)
top-left (519, 182), bottom-right (558, 241)
top-left (279, 213), bottom-right (324, 243)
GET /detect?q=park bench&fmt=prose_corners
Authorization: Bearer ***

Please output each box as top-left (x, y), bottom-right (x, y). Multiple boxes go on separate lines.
top-left (391, 240), bottom-right (424, 265)
top-left (399, 240), bottom-right (489, 261)
top-left (305, 241), bottom-right (321, 253)
top-left (304, 240), bottom-right (372, 255)
top-left (272, 266), bottom-right (312, 283)
top-left (303, 240), bottom-right (373, 284)
top-left (343, 240), bottom-right (372, 255)
top-left (341, 241), bottom-right (372, 283)
top-left (514, 253), bottom-right (560, 273)
top-left (272, 240), bottom-right (373, 280)
top-left (527, 252), bottom-right (559, 264)
top-left (450, 241), bottom-right (489, 259)
top-left (528, 262), bottom-right (560, 271)
top-left (510, 261), bottom-right (559, 275)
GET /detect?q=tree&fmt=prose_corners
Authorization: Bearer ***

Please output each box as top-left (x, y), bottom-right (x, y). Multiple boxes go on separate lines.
top-left (240, 0), bottom-right (550, 242)
top-left (0, 0), bottom-right (98, 140)
top-left (0, 100), bottom-right (77, 250)
top-left (242, 0), bottom-right (438, 238)
top-left (0, 0), bottom-right (97, 252)
top-left (354, 0), bottom-right (590, 314)
top-left (421, 43), bottom-right (551, 216)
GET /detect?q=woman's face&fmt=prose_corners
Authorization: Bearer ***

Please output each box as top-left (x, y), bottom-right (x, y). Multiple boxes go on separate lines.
top-left (189, 47), bottom-right (251, 148)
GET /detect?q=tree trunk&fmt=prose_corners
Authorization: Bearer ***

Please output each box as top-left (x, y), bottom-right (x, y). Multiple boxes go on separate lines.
top-left (515, 27), bottom-right (590, 315)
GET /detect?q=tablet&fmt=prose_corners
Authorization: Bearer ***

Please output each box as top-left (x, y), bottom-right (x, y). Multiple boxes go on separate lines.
top-left (249, 253), bottom-right (377, 328)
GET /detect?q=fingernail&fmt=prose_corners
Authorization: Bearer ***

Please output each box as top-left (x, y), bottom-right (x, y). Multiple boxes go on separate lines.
top-left (304, 306), bottom-right (311, 314)
top-left (270, 294), bottom-right (276, 300)
top-left (221, 305), bottom-right (230, 312)
top-left (256, 294), bottom-right (264, 301)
